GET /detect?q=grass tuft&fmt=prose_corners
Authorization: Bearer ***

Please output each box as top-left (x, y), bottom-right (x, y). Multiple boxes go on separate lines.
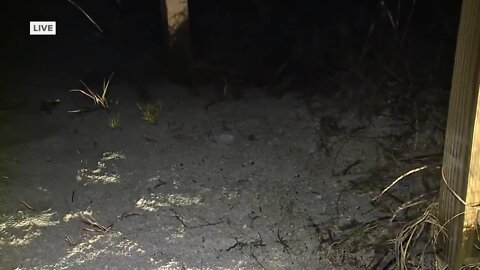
top-left (69, 73), bottom-right (114, 112)
top-left (137, 100), bottom-right (161, 124)
top-left (108, 114), bottom-right (120, 129)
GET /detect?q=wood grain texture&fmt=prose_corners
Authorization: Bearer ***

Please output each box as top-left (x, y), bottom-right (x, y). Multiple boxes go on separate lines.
top-left (438, 0), bottom-right (480, 268)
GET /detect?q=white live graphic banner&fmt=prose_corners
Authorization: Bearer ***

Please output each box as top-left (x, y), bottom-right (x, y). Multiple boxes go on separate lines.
top-left (30, 21), bottom-right (56, 35)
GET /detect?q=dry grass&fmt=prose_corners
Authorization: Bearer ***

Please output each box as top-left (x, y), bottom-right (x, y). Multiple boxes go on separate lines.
top-left (137, 100), bottom-right (161, 124)
top-left (392, 201), bottom-right (447, 270)
top-left (372, 165), bottom-right (446, 270)
top-left (382, 165), bottom-right (480, 270)
top-left (69, 73), bottom-right (114, 112)
top-left (107, 114), bottom-right (120, 129)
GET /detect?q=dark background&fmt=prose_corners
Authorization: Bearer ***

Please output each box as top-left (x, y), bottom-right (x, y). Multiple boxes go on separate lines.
top-left (0, 0), bottom-right (462, 96)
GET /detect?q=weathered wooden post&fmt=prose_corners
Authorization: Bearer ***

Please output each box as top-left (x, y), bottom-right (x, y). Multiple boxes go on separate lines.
top-left (438, 0), bottom-right (480, 268)
top-left (159, 0), bottom-right (192, 84)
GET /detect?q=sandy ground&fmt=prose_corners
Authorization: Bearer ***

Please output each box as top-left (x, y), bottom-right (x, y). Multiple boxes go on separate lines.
top-left (0, 71), bottom-right (445, 269)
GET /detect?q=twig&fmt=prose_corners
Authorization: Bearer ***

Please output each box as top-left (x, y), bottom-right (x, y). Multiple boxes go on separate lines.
top-left (390, 194), bottom-right (429, 222)
top-left (67, 0), bottom-right (104, 33)
top-left (276, 228), bottom-right (290, 252)
top-left (120, 212), bottom-right (141, 220)
top-left (372, 165), bottom-right (428, 202)
top-left (170, 208), bottom-right (188, 228)
top-left (226, 238), bottom-right (243, 251)
top-left (226, 233), bottom-right (265, 252)
top-left (80, 213), bottom-right (110, 232)
top-left (170, 208), bottom-right (224, 229)
top-left (67, 107), bottom-right (100, 113)
top-left (250, 245), bottom-right (267, 270)
top-left (190, 219), bottom-right (224, 229)
top-left (342, 159), bottom-right (362, 175)
top-left (19, 200), bottom-right (34, 211)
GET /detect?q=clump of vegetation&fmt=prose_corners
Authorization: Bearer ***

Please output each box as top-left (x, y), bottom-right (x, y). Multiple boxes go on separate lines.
top-left (107, 114), bottom-right (120, 129)
top-left (392, 201), bottom-right (446, 270)
top-left (69, 73), bottom-right (114, 112)
top-left (137, 100), bottom-right (161, 124)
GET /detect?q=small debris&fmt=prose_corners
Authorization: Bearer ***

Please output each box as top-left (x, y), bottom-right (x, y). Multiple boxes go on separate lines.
top-left (19, 200), bottom-right (35, 211)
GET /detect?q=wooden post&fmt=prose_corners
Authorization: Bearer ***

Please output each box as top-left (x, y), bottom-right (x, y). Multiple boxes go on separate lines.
top-left (438, 0), bottom-right (480, 268)
top-left (159, 0), bottom-right (192, 84)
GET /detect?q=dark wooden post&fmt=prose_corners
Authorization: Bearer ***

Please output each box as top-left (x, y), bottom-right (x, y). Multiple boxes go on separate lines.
top-left (438, 0), bottom-right (480, 268)
top-left (159, 0), bottom-right (192, 84)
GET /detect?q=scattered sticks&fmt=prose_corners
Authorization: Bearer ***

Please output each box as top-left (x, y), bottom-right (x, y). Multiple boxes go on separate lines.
top-left (80, 213), bottom-right (111, 233)
top-left (64, 235), bottom-right (79, 246)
